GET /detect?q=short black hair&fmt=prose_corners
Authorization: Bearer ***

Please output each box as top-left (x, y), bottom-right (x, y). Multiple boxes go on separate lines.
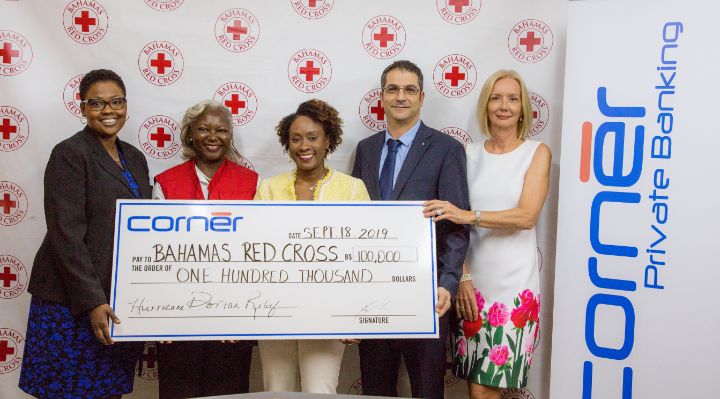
top-left (381, 60), bottom-right (424, 91)
top-left (78, 69), bottom-right (126, 100)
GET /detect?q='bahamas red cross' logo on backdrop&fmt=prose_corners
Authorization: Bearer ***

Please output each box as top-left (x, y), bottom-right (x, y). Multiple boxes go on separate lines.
top-left (135, 343), bottom-right (159, 380)
top-left (0, 106), bottom-right (29, 152)
top-left (362, 16), bottom-right (406, 59)
top-left (144, 0), bottom-right (184, 12)
top-left (0, 255), bottom-right (27, 299)
top-left (433, 54), bottom-right (477, 98)
top-left (214, 82), bottom-right (258, 126)
top-left (291, 0), bottom-right (335, 19)
top-left (0, 30), bottom-right (33, 76)
top-left (436, 0), bottom-right (481, 25)
top-left (138, 41), bottom-right (184, 86)
top-left (358, 88), bottom-right (386, 133)
top-left (528, 91), bottom-right (550, 136)
top-left (0, 328), bottom-right (24, 373)
top-left (0, 181), bottom-right (28, 226)
top-left (288, 49), bottom-right (333, 93)
top-left (508, 19), bottom-right (554, 64)
top-left (62, 1), bottom-right (109, 44)
top-left (215, 8), bottom-right (260, 53)
top-left (138, 115), bottom-right (181, 159)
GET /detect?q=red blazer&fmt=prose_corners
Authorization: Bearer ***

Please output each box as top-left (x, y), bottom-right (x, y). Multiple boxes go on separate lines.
top-left (155, 159), bottom-right (257, 200)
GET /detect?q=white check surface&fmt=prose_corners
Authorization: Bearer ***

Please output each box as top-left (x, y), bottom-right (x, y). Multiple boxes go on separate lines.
top-left (109, 200), bottom-right (438, 340)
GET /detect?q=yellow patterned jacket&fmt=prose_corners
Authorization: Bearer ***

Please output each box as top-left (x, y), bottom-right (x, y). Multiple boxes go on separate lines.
top-left (255, 169), bottom-right (370, 201)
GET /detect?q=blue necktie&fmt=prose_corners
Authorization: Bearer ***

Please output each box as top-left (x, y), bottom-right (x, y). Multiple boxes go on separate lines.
top-left (379, 139), bottom-right (400, 200)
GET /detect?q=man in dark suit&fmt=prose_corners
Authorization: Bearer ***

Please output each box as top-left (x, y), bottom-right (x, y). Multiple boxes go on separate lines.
top-left (352, 60), bottom-right (470, 399)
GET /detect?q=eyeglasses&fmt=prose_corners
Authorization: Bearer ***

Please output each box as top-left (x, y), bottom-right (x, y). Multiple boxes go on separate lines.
top-left (82, 97), bottom-right (127, 111)
top-left (383, 85), bottom-right (421, 96)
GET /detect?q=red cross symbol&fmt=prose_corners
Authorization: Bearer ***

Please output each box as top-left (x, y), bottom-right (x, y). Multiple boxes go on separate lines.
top-left (143, 345), bottom-right (157, 368)
top-left (0, 340), bottom-right (15, 362)
top-left (150, 53), bottom-right (172, 74)
top-left (533, 110), bottom-right (538, 119)
top-left (373, 26), bottom-right (395, 48)
top-left (448, 0), bottom-right (470, 13)
top-left (0, 266), bottom-right (17, 288)
top-left (0, 118), bottom-right (17, 140)
top-left (0, 42), bottom-right (20, 64)
top-left (370, 100), bottom-right (385, 121)
top-left (0, 193), bottom-right (17, 215)
top-left (75, 91), bottom-right (81, 101)
top-left (74, 10), bottom-right (97, 33)
top-left (299, 60), bottom-right (321, 82)
top-left (308, 0), bottom-right (318, 7)
top-left (444, 66), bottom-right (466, 87)
top-left (150, 127), bottom-right (172, 148)
top-left (226, 20), bottom-right (248, 41)
top-left (224, 94), bottom-right (246, 115)
top-left (520, 31), bottom-right (542, 52)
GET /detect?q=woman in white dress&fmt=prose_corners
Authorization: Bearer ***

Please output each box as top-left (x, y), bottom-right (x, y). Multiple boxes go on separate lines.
top-left (423, 69), bottom-right (551, 399)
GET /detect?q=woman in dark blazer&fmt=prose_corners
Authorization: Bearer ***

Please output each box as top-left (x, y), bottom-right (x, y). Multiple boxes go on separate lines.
top-left (18, 69), bottom-right (151, 399)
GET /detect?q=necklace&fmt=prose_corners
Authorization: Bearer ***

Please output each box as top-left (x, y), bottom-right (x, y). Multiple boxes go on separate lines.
top-left (108, 149), bottom-right (122, 167)
top-left (293, 168), bottom-right (331, 200)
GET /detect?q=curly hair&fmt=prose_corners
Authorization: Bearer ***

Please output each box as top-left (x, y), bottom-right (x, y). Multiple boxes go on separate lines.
top-left (179, 100), bottom-right (243, 163)
top-left (78, 69), bottom-right (126, 100)
top-left (276, 99), bottom-right (343, 154)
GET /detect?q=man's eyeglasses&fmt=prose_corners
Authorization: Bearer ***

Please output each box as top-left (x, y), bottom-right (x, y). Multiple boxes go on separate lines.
top-left (82, 97), bottom-right (127, 111)
top-left (383, 85), bottom-right (421, 96)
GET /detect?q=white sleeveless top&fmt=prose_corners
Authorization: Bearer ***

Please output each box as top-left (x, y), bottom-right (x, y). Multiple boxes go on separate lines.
top-left (465, 139), bottom-right (541, 306)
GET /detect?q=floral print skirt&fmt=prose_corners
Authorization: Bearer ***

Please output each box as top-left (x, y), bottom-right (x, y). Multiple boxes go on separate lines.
top-left (453, 288), bottom-right (540, 388)
top-left (18, 296), bottom-right (143, 399)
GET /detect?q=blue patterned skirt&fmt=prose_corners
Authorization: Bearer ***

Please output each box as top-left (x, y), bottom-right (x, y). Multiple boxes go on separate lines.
top-left (18, 297), bottom-right (143, 399)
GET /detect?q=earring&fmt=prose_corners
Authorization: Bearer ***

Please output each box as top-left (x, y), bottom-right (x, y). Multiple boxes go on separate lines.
top-left (126, 115), bottom-right (130, 122)
top-left (80, 117), bottom-right (87, 125)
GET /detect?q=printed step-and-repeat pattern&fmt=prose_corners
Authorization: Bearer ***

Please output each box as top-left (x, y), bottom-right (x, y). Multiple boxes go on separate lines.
top-left (0, 1), bottom-right (567, 398)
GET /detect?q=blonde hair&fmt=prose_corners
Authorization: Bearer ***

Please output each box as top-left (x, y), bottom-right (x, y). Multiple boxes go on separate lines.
top-left (476, 69), bottom-right (533, 141)
top-left (179, 100), bottom-right (242, 163)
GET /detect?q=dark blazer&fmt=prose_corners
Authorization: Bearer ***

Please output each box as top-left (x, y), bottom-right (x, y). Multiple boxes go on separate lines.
top-left (28, 127), bottom-right (151, 315)
top-left (352, 121), bottom-right (470, 296)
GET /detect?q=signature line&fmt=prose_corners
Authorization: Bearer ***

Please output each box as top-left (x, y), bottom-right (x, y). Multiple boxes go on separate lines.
top-left (331, 314), bottom-right (416, 317)
top-left (128, 316), bottom-right (293, 319)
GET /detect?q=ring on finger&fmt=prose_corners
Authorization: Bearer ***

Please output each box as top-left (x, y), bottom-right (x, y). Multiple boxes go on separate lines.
top-left (435, 209), bottom-right (443, 216)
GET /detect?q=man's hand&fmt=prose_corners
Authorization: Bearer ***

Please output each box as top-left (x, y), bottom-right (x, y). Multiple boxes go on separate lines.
top-left (436, 287), bottom-right (452, 317)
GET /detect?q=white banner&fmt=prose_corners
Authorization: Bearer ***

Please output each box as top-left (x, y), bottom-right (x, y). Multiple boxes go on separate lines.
top-left (551, 1), bottom-right (720, 398)
top-left (1, 1), bottom-right (567, 397)
top-left (110, 200), bottom-right (438, 341)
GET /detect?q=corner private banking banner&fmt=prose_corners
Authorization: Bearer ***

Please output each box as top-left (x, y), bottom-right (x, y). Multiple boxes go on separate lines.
top-left (551, 1), bottom-right (720, 398)
top-left (1, 1), bottom-right (568, 398)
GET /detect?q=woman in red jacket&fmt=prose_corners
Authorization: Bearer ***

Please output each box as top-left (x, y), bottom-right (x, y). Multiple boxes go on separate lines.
top-left (153, 100), bottom-right (258, 398)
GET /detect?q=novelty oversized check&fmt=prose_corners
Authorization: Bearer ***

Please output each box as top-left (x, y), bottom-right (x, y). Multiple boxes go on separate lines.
top-left (109, 200), bottom-right (438, 341)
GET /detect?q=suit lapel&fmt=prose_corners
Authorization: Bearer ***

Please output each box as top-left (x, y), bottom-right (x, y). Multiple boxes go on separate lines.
top-left (84, 129), bottom-right (134, 194)
top-left (391, 122), bottom-right (432, 200)
top-left (365, 132), bottom-right (385, 199)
